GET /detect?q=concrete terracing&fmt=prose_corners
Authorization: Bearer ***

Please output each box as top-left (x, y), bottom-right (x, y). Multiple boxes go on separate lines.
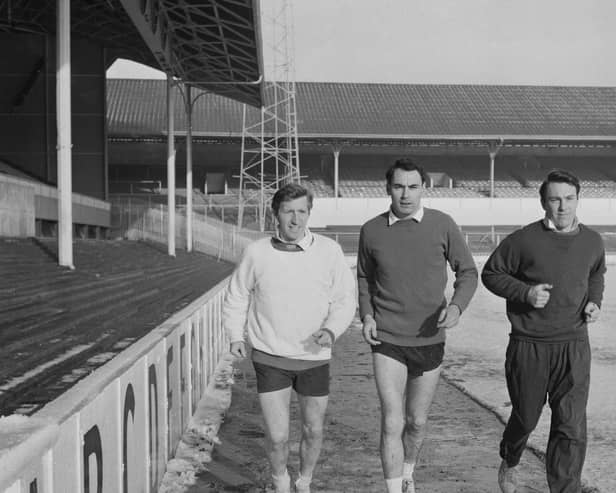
top-left (0, 237), bottom-right (233, 416)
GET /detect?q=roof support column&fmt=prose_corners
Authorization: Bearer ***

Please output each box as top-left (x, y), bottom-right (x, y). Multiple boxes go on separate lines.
top-left (332, 147), bottom-right (341, 207)
top-left (488, 139), bottom-right (504, 244)
top-left (489, 152), bottom-right (495, 198)
top-left (167, 75), bottom-right (176, 256)
top-left (56, 0), bottom-right (73, 269)
top-left (185, 84), bottom-right (193, 252)
top-left (488, 139), bottom-right (504, 199)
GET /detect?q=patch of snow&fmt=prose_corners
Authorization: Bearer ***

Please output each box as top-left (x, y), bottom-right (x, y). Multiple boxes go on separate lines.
top-left (157, 353), bottom-right (236, 493)
top-left (0, 344), bottom-right (94, 394)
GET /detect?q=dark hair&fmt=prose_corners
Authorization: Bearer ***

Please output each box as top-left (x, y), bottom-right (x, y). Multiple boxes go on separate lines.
top-left (271, 183), bottom-right (313, 214)
top-left (539, 169), bottom-right (580, 202)
top-left (385, 158), bottom-right (427, 186)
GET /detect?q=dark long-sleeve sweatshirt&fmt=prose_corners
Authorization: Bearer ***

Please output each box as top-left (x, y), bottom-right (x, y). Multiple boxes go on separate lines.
top-left (357, 208), bottom-right (478, 346)
top-left (481, 220), bottom-right (606, 342)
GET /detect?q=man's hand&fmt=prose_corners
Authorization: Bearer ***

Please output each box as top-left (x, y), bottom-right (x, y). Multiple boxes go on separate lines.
top-left (527, 283), bottom-right (553, 308)
top-left (584, 302), bottom-right (600, 323)
top-left (312, 329), bottom-right (334, 348)
top-left (437, 304), bottom-right (461, 329)
top-left (362, 315), bottom-right (380, 345)
top-left (230, 341), bottom-right (247, 359)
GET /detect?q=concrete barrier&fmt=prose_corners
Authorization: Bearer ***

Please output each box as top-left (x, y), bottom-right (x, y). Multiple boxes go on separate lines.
top-left (0, 173), bottom-right (111, 237)
top-left (309, 196), bottom-right (616, 227)
top-left (0, 175), bottom-right (35, 237)
top-left (0, 278), bottom-right (229, 493)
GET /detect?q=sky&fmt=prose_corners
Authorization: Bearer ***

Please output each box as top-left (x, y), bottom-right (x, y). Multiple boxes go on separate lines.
top-left (107, 0), bottom-right (616, 86)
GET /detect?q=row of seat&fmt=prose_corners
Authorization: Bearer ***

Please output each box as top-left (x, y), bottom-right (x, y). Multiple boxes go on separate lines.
top-left (200, 181), bottom-right (616, 200)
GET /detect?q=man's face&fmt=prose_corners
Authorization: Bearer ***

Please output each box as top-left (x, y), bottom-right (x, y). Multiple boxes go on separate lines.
top-left (541, 181), bottom-right (579, 231)
top-left (276, 196), bottom-right (310, 242)
top-left (387, 169), bottom-right (424, 218)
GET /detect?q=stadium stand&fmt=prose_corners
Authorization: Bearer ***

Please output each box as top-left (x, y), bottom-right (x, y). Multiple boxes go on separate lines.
top-left (181, 154), bottom-right (616, 205)
top-left (106, 80), bottom-right (616, 207)
top-left (338, 164), bottom-right (385, 197)
top-left (330, 156), bottom-right (616, 198)
top-left (0, 237), bottom-right (233, 416)
top-left (300, 161), bottom-right (335, 197)
top-left (423, 187), bottom-right (484, 197)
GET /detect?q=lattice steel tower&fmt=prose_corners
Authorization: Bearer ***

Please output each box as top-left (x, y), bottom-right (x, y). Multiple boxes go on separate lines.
top-left (237, 0), bottom-right (300, 231)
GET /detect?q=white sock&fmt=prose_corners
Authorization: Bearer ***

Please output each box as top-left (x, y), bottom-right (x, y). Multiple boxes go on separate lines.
top-left (385, 477), bottom-right (403, 493)
top-left (272, 470), bottom-right (291, 492)
top-left (295, 474), bottom-right (312, 489)
top-left (403, 462), bottom-right (415, 479)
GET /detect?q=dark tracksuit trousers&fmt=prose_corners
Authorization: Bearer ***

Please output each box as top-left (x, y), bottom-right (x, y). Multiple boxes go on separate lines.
top-left (501, 337), bottom-right (591, 493)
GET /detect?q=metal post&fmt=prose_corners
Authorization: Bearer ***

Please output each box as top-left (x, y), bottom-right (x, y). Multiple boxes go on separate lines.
top-left (186, 84), bottom-right (193, 252)
top-left (167, 75), bottom-right (176, 256)
top-left (333, 148), bottom-right (340, 206)
top-left (488, 139), bottom-right (504, 244)
top-left (57, 0), bottom-right (73, 269)
top-left (489, 152), bottom-right (495, 199)
top-left (292, 81), bottom-right (301, 182)
top-left (238, 104), bottom-right (247, 229)
top-left (259, 106), bottom-right (266, 232)
top-left (489, 150), bottom-right (495, 243)
top-left (160, 204), bottom-right (163, 237)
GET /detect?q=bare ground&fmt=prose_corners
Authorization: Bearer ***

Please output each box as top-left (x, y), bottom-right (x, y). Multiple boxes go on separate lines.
top-left (196, 322), bottom-right (550, 492)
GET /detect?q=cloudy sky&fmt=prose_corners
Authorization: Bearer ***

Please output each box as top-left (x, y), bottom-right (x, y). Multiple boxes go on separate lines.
top-left (107, 0), bottom-right (616, 86)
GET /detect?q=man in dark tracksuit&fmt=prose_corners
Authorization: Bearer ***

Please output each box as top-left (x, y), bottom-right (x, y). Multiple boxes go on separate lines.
top-left (482, 169), bottom-right (606, 493)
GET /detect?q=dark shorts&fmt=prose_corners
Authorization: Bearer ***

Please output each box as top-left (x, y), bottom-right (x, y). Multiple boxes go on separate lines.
top-left (371, 341), bottom-right (445, 378)
top-left (252, 361), bottom-right (330, 396)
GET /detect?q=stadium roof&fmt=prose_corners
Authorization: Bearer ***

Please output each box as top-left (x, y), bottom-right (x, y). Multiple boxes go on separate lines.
top-left (108, 80), bottom-right (616, 143)
top-left (0, 0), bottom-right (263, 106)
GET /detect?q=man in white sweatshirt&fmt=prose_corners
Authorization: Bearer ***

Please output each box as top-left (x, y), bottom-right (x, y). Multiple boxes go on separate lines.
top-left (223, 183), bottom-right (356, 493)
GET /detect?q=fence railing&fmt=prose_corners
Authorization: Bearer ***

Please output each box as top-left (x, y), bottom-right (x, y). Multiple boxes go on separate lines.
top-left (111, 197), bottom-right (266, 262)
top-left (110, 196), bottom-right (616, 258)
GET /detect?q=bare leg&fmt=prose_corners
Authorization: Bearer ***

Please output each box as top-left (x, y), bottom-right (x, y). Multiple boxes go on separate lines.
top-left (258, 387), bottom-right (292, 476)
top-left (373, 352), bottom-right (408, 479)
top-left (403, 365), bottom-right (441, 466)
top-left (297, 393), bottom-right (329, 478)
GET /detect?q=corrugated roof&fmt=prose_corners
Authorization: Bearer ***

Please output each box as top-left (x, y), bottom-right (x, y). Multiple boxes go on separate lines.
top-left (2, 1), bottom-right (263, 106)
top-left (107, 80), bottom-right (616, 140)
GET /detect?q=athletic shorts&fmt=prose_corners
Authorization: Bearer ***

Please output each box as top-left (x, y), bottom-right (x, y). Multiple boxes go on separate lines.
top-left (371, 341), bottom-right (444, 378)
top-left (252, 361), bottom-right (330, 396)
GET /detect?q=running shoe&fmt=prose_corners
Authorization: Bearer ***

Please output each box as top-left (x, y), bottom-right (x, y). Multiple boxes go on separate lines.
top-left (498, 460), bottom-right (518, 493)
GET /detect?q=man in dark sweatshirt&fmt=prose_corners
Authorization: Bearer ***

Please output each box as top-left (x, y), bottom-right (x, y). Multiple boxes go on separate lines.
top-left (482, 169), bottom-right (606, 493)
top-left (357, 158), bottom-right (478, 493)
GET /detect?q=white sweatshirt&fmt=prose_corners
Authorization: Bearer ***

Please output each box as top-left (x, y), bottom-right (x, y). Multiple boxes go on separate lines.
top-left (223, 233), bottom-right (356, 361)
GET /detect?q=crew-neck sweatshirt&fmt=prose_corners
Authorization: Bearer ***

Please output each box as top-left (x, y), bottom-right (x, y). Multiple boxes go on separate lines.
top-left (481, 220), bottom-right (606, 342)
top-left (223, 233), bottom-right (356, 361)
top-left (357, 208), bottom-right (478, 347)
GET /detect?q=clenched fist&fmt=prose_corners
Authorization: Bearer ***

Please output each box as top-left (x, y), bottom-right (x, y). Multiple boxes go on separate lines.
top-left (584, 302), bottom-right (600, 323)
top-left (527, 283), bottom-right (553, 308)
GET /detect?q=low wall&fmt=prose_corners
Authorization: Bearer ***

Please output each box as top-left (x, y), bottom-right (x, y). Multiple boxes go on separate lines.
top-left (0, 174), bottom-right (35, 236)
top-left (34, 183), bottom-right (111, 227)
top-left (0, 278), bottom-right (229, 493)
top-left (309, 197), bottom-right (616, 227)
top-left (0, 174), bottom-right (111, 237)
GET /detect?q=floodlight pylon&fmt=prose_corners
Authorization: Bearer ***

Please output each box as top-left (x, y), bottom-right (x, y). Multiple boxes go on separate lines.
top-left (237, 0), bottom-right (300, 231)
